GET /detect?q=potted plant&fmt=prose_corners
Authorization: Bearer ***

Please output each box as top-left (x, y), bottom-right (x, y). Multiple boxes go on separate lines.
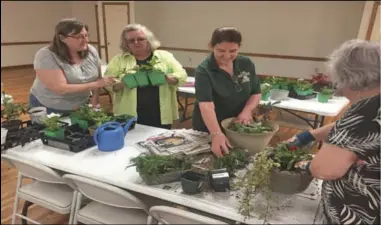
top-left (88, 111), bottom-right (113, 136)
top-left (311, 72), bottom-right (331, 92)
top-left (294, 80), bottom-right (313, 96)
top-left (262, 76), bottom-right (281, 89)
top-left (260, 83), bottom-right (272, 101)
top-left (317, 87), bottom-right (334, 103)
top-left (221, 118), bottom-right (279, 155)
top-left (43, 113), bottom-right (67, 140)
top-left (234, 142), bottom-right (313, 218)
top-left (131, 154), bottom-right (192, 185)
top-left (122, 70), bottom-right (139, 89)
top-left (145, 57), bottom-right (167, 86)
top-left (212, 147), bottom-right (250, 176)
top-left (1, 96), bottom-right (27, 132)
top-left (278, 77), bottom-right (292, 90)
top-left (70, 105), bottom-right (96, 129)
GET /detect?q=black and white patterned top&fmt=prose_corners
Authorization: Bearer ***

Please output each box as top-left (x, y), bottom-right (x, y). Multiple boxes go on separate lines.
top-left (322, 94), bottom-right (380, 224)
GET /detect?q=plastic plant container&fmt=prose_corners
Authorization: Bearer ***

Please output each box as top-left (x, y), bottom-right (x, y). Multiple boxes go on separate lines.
top-left (317, 93), bottom-right (329, 103)
top-left (134, 71), bottom-right (150, 87)
top-left (122, 74), bottom-right (139, 89)
top-left (148, 70), bottom-right (166, 86)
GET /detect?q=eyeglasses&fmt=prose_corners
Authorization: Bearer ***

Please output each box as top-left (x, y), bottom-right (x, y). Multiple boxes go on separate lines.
top-left (67, 34), bottom-right (90, 40)
top-left (127, 37), bottom-right (147, 44)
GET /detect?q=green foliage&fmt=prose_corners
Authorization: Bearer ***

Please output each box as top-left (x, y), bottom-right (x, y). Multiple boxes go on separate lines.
top-left (260, 83), bottom-right (272, 95)
top-left (43, 116), bottom-right (62, 131)
top-left (234, 150), bottom-right (280, 219)
top-left (320, 87), bottom-right (334, 96)
top-left (295, 80), bottom-right (313, 91)
top-left (131, 154), bottom-right (192, 177)
top-left (228, 121), bottom-right (273, 134)
top-left (262, 76), bottom-right (281, 85)
top-left (268, 142), bottom-right (313, 171)
top-left (71, 105), bottom-right (94, 121)
top-left (138, 57), bottom-right (160, 71)
top-left (1, 97), bottom-right (27, 120)
top-left (212, 148), bottom-right (250, 175)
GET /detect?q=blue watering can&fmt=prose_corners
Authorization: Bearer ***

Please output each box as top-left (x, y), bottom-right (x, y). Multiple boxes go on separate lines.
top-left (93, 117), bottom-right (137, 152)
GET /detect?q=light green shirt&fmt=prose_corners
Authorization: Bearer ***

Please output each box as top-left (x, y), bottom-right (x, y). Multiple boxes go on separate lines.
top-left (104, 50), bottom-right (187, 124)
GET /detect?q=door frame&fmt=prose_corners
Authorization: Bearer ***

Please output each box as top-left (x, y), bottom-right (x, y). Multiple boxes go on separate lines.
top-left (365, 1), bottom-right (380, 40)
top-left (101, 2), bottom-right (131, 63)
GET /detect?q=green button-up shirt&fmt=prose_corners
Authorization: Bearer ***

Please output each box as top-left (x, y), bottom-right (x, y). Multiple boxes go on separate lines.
top-left (192, 54), bottom-right (261, 132)
top-left (104, 50), bottom-right (187, 125)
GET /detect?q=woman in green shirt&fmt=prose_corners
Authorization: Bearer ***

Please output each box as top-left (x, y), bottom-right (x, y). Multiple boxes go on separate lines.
top-left (104, 24), bottom-right (187, 129)
top-left (192, 27), bottom-right (262, 157)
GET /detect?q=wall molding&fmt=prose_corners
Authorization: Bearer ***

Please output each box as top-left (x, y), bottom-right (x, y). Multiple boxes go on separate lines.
top-left (160, 46), bottom-right (327, 62)
top-left (1, 41), bottom-right (99, 46)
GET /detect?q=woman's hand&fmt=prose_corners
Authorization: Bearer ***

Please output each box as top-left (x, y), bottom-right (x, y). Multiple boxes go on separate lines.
top-left (112, 82), bottom-right (124, 91)
top-left (211, 133), bottom-right (232, 157)
top-left (235, 109), bottom-right (253, 125)
top-left (94, 77), bottom-right (116, 88)
top-left (165, 75), bottom-right (178, 85)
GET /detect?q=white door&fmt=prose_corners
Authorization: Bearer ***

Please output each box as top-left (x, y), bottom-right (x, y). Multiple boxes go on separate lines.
top-left (104, 3), bottom-right (129, 62)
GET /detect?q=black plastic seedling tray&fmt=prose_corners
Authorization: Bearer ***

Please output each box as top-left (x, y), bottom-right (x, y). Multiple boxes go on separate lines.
top-left (41, 123), bottom-right (95, 153)
top-left (289, 89), bottom-right (317, 100)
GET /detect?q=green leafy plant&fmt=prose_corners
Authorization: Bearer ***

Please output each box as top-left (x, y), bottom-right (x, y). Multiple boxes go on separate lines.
top-left (1, 97), bottom-right (27, 121)
top-left (295, 80), bottom-right (313, 91)
top-left (260, 83), bottom-right (272, 95)
top-left (212, 148), bottom-right (250, 175)
top-left (228, 121), bottom-right (274, 134)
top-left (262, 76), bottom-right (281, 86)
top-left (71, 105), bottom-right (94, 121)
top-left (139, 57), bottom-right (160, 71)
top-left (43, 115), bottom-right (62, 131)
top-left (320, 87), bottom-right (334, 96)
top-left (234, 142), bottom-right (313, 219)
top-left (131, 154), bottom-right (192, 177)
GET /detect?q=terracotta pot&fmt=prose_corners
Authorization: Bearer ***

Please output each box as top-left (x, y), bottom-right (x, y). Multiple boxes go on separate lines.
top-left (221, 118), bottom-right (279, 155)
top-left (269, 169), bottom-right (313, 194)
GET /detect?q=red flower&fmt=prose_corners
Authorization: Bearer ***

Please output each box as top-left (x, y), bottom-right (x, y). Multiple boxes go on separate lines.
top-left (289, 146), bottom-right (297, 152)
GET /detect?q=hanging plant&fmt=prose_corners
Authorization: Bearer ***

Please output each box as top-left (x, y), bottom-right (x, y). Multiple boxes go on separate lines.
top-left (234, 142), bottom-right (313, 219)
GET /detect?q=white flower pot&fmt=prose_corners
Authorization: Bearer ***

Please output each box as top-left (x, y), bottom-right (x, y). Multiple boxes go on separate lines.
top-left (28, 107), bottom-right (47, 124)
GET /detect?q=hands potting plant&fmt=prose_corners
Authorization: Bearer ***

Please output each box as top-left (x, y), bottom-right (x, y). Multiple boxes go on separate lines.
top-left (234, 142), bottom-right (313, 219)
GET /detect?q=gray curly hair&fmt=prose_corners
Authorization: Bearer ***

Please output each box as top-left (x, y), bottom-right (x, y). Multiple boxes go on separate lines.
top-left (327, 39), bottom-right (380, 91)
top-left (119, 24), bottom-right (161, 53)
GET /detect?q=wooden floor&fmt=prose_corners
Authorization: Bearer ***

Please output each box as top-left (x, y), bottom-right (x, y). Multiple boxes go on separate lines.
top-left (0, 66), bottom-right (345, 224)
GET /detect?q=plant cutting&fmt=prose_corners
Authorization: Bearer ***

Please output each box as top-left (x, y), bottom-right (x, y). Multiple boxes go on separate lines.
top-left (260, 83), bottom-right (271, 101)
top-left (1, 96), bottom-right (27, 132)
top-left (294, 80), bottom-right (313, 96)
top-left (234, 142), bottom-right (313, 218)
top-left (43, 113), bottom-right (66, 140)
top-left (131, 154), bottom-right (192, 185)
top-left (70, 105), bottom-right (96, 129)
top-left (317, 87), bottom-right (334, 103)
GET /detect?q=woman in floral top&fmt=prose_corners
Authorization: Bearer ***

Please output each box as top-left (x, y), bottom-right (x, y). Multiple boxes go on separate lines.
top-left (290, 39), bottom-right (380, 224)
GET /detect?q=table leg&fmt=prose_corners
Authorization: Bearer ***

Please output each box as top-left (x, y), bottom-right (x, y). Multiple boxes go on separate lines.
top-left (21, 201), bottom-right (33, 225)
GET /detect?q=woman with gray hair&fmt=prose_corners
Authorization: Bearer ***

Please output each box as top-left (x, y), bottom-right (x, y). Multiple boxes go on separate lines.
top-left (104, 24), bottom-right (187, 129)
top-left (288, 39), bottom-right (380, 224)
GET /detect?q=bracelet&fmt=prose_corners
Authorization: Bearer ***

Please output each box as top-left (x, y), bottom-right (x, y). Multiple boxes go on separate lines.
top-left (210, 131), bottom-right (223, 137)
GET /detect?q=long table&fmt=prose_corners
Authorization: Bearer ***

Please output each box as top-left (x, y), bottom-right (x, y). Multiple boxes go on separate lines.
top-left (4, 123), bottom-right (322, 224)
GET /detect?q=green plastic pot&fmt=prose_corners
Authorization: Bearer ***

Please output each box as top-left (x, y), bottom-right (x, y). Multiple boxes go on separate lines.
top-left (261, 92), bottom-right (270, 101)
top-left (295, 89), bottom-right (310, 96)
top-left (307, 89), bottom-right (313, 95)
top-left (44, 127), bottom-right (65, 140)
top-left (317, 93), bottom-right (329, 103)
top-left (70, 116), bottom-right (94, 129)
top-left (134, 71), bottom-right (150, 87)
top-left (148, 70), bottom-right (166, 86)
top-left (122, 74), bottom-right (138, 89)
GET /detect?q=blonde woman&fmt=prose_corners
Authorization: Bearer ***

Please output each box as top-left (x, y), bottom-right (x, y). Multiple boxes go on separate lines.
top-left (104, 24), bottom-right (187, 129)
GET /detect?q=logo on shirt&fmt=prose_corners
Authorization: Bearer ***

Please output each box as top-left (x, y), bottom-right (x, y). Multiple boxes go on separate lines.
top-left (237, 71), bottom-right (250, 83)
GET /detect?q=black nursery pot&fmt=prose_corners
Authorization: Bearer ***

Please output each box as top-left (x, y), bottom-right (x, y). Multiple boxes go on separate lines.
top-left (1, 120), bottom-right (22, 132)
top-left (181, 171), bottom-right (205, 195)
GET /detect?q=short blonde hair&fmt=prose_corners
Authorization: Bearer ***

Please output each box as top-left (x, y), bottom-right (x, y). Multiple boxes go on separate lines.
top-left (119, 24), bottom-right (161, 53)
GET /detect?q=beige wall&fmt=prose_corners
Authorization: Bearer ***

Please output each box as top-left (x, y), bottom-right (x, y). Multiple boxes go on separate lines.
top-left (1, 1), bottom-right (97, 67)
top-left (135, 1), bottom-right (365, 78)
top-left (358, 1), bottom-right (380, 41)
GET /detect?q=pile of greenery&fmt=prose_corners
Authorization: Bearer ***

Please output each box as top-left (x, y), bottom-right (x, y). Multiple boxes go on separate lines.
top-left (212, 148), bottom-right (250, 175)
top-left (131, 154), bottom-right (192, 177)
top-left (1, 97), bottom-right (27, 121)
top-left (228, 121), bottom-right (273, 134)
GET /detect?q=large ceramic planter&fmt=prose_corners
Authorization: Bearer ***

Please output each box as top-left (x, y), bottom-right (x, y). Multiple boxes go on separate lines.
top-left (134, 71), bottom-right (150, 87)
top-left (221, 118), bottom-right (279, 155)
top-left (269, 169), bottom-right (313, 194)
top-left (148, 70), bottom-right (166, 86)
top-left (317, 93), bottom-right (329, 103)
top-left (140, 170), bottom-right (189, 185)
top-left (122, 74), bottom-right (138, 89)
